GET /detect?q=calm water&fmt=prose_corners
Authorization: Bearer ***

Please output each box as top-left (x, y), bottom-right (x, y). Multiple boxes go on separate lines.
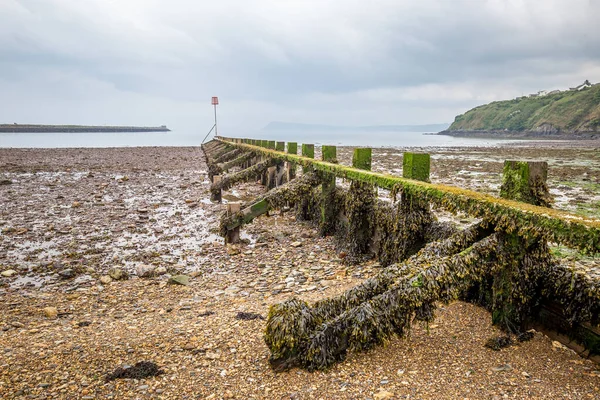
top-left (0, 129), bottom-right (522, 148)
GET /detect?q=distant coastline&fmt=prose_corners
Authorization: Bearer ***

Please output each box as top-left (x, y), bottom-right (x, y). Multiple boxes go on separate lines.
top-left (438, 129), bottom-right (600, 140)
top-left (263, 121), bottom-right (450, 132)
top-left (442, 81), bottom-right (600, 140)
top-left (0, 124), bottom-right (170, 133)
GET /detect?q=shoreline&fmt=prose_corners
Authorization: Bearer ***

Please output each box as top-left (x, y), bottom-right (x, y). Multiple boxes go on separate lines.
top-left (439, 129), bottom-right (600, 141)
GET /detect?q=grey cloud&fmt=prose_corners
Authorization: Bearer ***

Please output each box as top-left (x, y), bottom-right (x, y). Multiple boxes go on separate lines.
top-left (1, 0), bottom-right (599, 128)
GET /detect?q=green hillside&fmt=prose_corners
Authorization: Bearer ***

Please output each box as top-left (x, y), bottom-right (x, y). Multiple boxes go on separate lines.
top-left (447, 83), bottom-right (600, 135)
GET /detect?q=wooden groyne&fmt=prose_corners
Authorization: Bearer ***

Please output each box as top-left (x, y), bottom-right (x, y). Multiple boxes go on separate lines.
top-left (201, 137), bottom-right (600, 371)
top-left (0, 124), bottom-right (170, 133)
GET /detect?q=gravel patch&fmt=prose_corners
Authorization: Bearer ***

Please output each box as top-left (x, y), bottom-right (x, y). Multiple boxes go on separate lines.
top-left (1, 146), bottom-right (599, 399)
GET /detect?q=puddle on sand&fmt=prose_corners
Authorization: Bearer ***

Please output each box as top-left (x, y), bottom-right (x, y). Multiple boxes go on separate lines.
top-left (9, 275), bottom-right (53, 289)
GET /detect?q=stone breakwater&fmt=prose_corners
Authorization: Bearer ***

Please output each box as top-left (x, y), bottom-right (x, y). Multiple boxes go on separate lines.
top-left (0, 124), bottom-right (170, 133)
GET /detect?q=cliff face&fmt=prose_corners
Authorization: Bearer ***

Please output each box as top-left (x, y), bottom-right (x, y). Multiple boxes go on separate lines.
top-left (444, 83), bottom-right (600, 137)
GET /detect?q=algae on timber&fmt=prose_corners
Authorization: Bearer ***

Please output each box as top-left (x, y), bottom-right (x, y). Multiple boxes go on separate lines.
top-left (216, 138), bottom-right (600, 254)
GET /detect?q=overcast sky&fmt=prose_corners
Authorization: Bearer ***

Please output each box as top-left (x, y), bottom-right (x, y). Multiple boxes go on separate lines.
top-left (1, 0), bottom-right (599, 132)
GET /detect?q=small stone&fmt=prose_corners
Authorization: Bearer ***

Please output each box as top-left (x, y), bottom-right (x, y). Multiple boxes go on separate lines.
top-left (58, 269), bottom-right (75, 279)
top-left (552, 340), bottom-right (566, 350)
top-left (136, 264), bottom-right (156, 278)
top-left (99, 275), bottom-right (112, 285)
top-left (374, 389), bottom-right (395, 399)
top-left (108, 268), bottom-right (128, 281)
top-left (138, 385), bottom-right (149, 391)
top-left (1, 269), bottom-right (17, 277)
top-left (226, 246), bottom-right (240, 256)
top-left (290, 241), bottom-right (302, 248)
top-left (43, 307), bottom-right (58, 319)
top-left (206, 352), bottom-right (220, 360)
top-left (169, 275), bottom-right (190, 286)
top-left (156, 266), bottom-right (167, 275)
top-left (72, 201), bottom-right (81, 208)
top-left (38, 383), bottom-right (51, 388)
top-left (492, 364), bottom-right (512, 372)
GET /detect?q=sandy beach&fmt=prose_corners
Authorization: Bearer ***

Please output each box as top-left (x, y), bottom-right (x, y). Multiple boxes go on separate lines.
top-left (1, 144), bottom-right (599, 399)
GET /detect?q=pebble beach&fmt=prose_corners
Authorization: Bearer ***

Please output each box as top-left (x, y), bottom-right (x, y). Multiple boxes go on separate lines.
top-left (1, 144), bottom-right (599, 399)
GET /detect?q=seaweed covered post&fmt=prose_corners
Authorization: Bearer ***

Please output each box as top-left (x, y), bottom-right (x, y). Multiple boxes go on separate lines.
top-left (275, 142), bottom-right (286, 185)
top-left (380, 152), bottom-right (435, 266)
top-left (265, 227), bottom-right (499, 372)
top-left (214, 148), bottom-right (243, 165)
top-left (260, 140), bottom-right (270, 186)
top-left (297, 144), bottom-right (315, 220)
top-left (211, 175), bottom-right (222, 202)
top-left (301, 144), bottom-right (315, 169)
top-left (209, 145), bottom-right (233, 164)
top-left (266, 166), bottom-right (278, 190)
top-left (346, 148), bottom-right (376, 257)
top-left (287, 142), bottom-right (298, 181)
top-left (265, 141), bottom-right (282, 189)
top-left (500, 161), bottom-right (552, 207)
top-left (403, 152), bottom-right (431, 182)
top-left (225, 202), bottom-right (241, 243)
top-left (219, 151), bottom-right (255, 172)
top-left (219, 173), bottom-right (320, 236)
top-left (475, 160), bottom-right (552, 333)
top-left (320, 145), bottom-right (338, 236)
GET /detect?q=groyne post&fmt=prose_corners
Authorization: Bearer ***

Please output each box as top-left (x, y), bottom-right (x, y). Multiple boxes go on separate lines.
top-left (211, 175), bottom-right (222, 203)
top-left (346, 148), bottom-right (375, 256)
top-left (226, 202), bottom-right (241, 243)
top-left (301, 144), bottom-right (315, 171)
top-left (275, 142), bottom-right (286, 185)
top-left (286, 142), bottom-right (298, 181)
top-left (376, 151), bottom-right (433, 267)
top-left (320, 145), bottom-right (337, 236)
top-left (500, 161), bottom-right (551, 207)
top-left (403, 152), bottom-right (431, 182)
top-left (297, 144), bottom-right (315, 220)
top-left (264, 141), bottom-right (279, 189)
top-left (260, 140), bottom-right (269, 186)
top-left (484, 161), bottom-right (551, 332)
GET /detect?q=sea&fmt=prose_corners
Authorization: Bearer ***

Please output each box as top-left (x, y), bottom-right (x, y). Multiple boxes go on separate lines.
top-left (0, 129), bottom-right (523, 148)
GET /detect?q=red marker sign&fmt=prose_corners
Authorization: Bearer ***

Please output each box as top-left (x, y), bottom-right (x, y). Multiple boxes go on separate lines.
top-left (211, 96), bottom-right (219, 105)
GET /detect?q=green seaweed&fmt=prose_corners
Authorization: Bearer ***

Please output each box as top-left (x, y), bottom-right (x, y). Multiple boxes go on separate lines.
top-left (215, 138), bottom-right (600, 253)
top-left (403, 153), bottom-right (431, 182)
